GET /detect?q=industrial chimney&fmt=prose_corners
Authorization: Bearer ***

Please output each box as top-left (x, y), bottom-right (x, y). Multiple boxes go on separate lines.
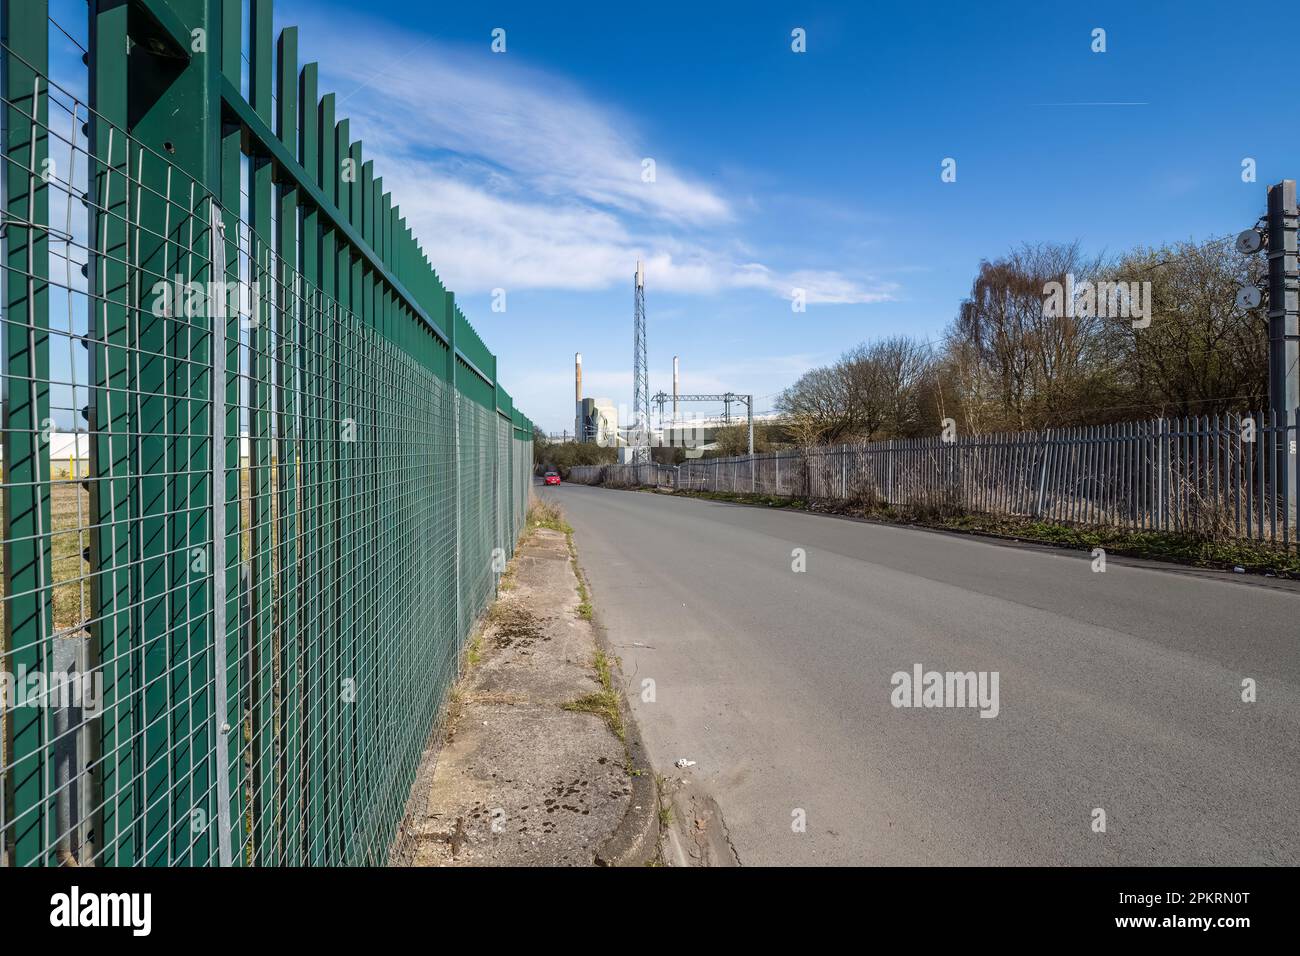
top-left (575, 352), bottom-right (583, 441)
top-left (672, 355), bottom-right (679, 420)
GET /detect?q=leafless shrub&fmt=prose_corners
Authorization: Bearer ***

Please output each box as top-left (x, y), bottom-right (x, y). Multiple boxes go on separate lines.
top-left (1172, 475), bottom-right (1237, 543)
top-left (844, 477), bottom-right (883, 513)
top-left (900, 487), bottom-right (965, 524)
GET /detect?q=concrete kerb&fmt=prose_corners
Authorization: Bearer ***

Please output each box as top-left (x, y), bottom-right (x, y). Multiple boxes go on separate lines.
top-left (589, 609), bottom-right (661, 866)
top-left (561, 530), bottom-right (662, 866)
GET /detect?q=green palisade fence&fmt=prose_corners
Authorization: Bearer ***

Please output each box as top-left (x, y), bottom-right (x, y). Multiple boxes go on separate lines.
top-left (0, 0), bottom-right (535, 866)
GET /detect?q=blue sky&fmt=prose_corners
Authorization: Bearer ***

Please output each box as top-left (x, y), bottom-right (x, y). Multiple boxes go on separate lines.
top-left (274, 0), bottom-right (1296, 433)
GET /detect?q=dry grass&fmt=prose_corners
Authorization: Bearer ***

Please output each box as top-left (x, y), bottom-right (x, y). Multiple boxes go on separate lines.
top-left (561, 650), bottom-right (624, 741)
top-left (525, 497), bottom-right (570, 535)
top-left (1174, 478), bottom-right (1238, 544)
top-left (0, 475), bottom-right (93, 638)
top-left (1, 466), bottom-right (261, 641)
top-left (898, 491), bottom-right (966, 524)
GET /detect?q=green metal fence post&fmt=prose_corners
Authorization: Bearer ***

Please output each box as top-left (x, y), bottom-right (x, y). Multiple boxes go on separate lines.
top-left (247, 0), bottom-right (276, 867)
top-left (271, 20), bottom-right (302, 867)
top-left (297, 55), bottom-right (325, 866)
top-left (356, 154), bottom-right (376, 856)
top-left (1, 0), bottom-right (54, 868)
top-left (445, 291), bottom-right (460, 658)
top-left (340, 131), bottom-right (361, 859)
top-left (85, 0), bottom-right (136, 869)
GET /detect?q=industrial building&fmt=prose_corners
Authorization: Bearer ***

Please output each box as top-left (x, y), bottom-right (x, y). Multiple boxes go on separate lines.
top-left (579, 397), bottom-right (621, 446)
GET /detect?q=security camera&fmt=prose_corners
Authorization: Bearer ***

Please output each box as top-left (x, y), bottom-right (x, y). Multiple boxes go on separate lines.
top-left (1236, 229), bottom-right (1264, 255)
top-left (1236, 286), bottom-right (1263, 310)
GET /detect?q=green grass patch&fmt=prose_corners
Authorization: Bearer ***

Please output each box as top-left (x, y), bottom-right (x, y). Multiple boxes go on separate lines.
top-left (640, 487), bottom-right (1300, 578)
top-left (561, 649), bottom-right (624, 740)
top-left (564, 526), bottom-right (594, 619)
top-left (526, 498), bottom-right (571, 535)
top-left (881, 508), bottom-right (1300, 577)
top-left (654, 774), bottom-right (674, 833)
top-left (997, 519), bottom-right (1300, 576)
top-left (592, 648), bottom-right (614, 689)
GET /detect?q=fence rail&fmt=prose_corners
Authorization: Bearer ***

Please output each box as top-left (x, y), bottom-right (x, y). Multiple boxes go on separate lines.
top-left (568, 411), bottom-right (1300, 548)
top-left (1, 0), bottom-right (533, 866)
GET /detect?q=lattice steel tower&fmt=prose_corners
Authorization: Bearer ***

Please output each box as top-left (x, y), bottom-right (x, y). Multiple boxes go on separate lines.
top-left (631, 260), bottom-right (651, 463)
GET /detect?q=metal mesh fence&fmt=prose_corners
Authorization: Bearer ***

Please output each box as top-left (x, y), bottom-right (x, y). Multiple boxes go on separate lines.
top-left (1, 1), bottom-right (533, 866)
top-left (569, 412), bottom-right (1299, 548)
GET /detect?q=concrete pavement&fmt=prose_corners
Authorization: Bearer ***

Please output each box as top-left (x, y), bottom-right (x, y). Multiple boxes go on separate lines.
top-left (544, 481), bottom-right (1300, 866)
top-left (394, 526), bottom-right (643, 866)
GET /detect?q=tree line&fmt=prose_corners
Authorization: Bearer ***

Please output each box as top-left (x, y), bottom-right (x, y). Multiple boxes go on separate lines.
top-left (776, 237), bottom-right (1267, 444)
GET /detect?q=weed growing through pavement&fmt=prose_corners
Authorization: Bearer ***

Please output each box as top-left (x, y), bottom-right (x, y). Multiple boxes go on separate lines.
top-left (520, 498), bottom-right (590, 615)
top-left (527, 498), bottom-right (571, 535)
top-left (655, 774), bottom-right (674, 828)
top-left (659, 800), bottom-right (674, 829)
top-left (561, 649), bottom-right (624, 741)
top-left (532, 497), bottom-right (647, 784)
top-left (563, 523), bottom-right (594, 619)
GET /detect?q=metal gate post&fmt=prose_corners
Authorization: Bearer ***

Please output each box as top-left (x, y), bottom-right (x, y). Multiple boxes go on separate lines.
top-left (1266, 182), bottom-right (1298, 527)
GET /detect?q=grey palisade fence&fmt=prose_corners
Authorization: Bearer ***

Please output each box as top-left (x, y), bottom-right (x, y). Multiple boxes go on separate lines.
top-left (568, 411), bottom-right (1299, 548)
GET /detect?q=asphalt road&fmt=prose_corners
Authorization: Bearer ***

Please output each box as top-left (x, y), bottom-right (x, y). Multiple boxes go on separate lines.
top-left (542, 481), bottom-right (1300, 866)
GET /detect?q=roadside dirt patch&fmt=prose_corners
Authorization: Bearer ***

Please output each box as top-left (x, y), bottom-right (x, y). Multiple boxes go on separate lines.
top-left (488, 603), bottom-right (548, 649)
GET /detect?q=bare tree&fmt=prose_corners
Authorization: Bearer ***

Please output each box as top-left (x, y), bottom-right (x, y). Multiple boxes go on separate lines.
top-left (775, 235), bottom-right (1264, 446)
top-left (868, 336), bottom-right (935, 437)
top-left (950, 241), bottom-right (1108, 430)
top-left (1101, 239), bottom-right (1266, 418)
top-left (775, 363), bottom-right (860, 444)
top-left (711, 422), bottom-right (768, 457)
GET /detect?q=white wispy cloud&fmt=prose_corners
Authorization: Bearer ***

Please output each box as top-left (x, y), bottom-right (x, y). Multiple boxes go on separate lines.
top-left (287, 7), bottom-right (892, 304)
top-left (325, 34), bottom-right (730, 226)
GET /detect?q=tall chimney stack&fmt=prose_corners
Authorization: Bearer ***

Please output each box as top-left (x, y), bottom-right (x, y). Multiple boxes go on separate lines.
top-left (672, 355), bottom-right (679, 420)
top-left (575, 352), bottom-right (583, 441)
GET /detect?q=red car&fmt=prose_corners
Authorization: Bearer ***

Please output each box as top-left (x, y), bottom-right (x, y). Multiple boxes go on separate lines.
top-left (544, 471), bottom-right (561, 485)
